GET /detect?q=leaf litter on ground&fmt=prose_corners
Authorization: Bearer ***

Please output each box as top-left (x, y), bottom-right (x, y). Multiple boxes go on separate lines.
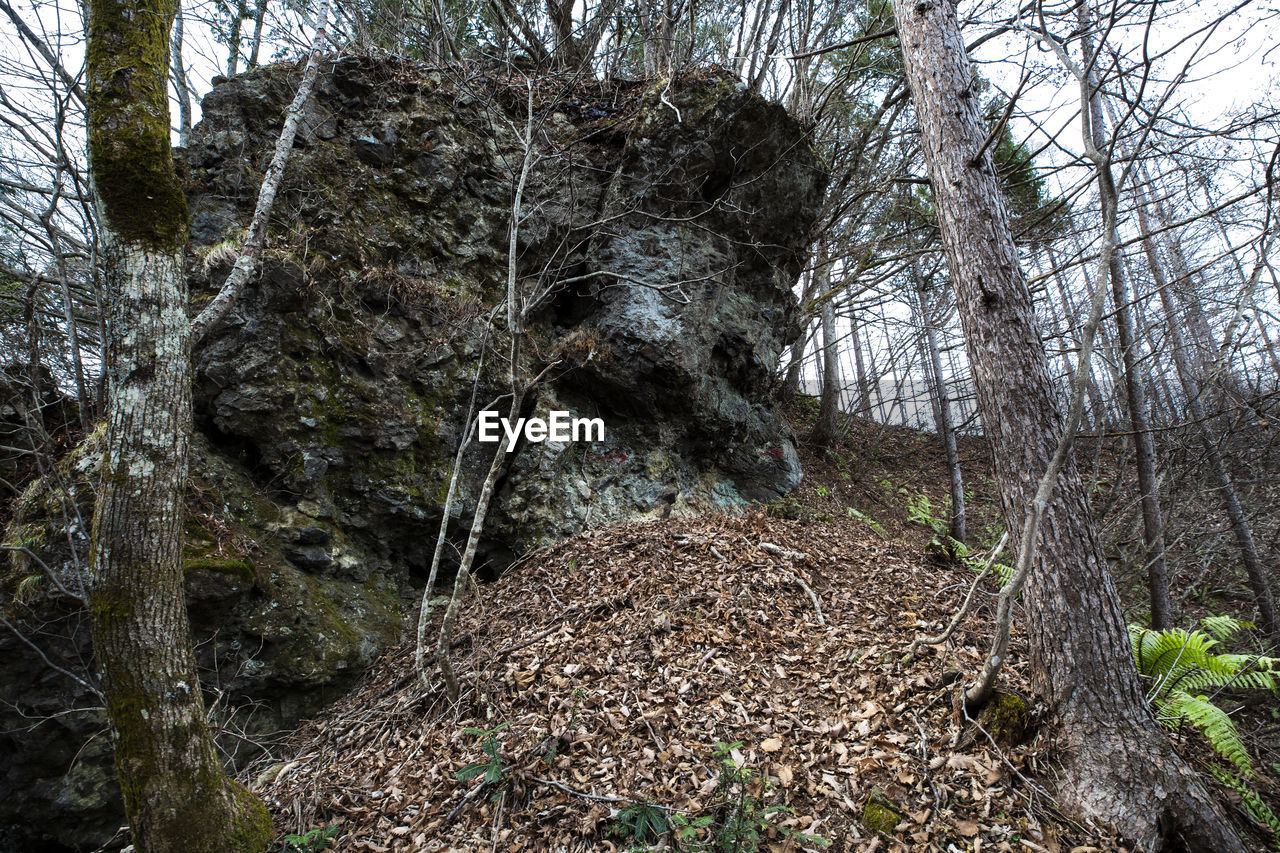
top-left (248, 511), bottom-right (1125, 852)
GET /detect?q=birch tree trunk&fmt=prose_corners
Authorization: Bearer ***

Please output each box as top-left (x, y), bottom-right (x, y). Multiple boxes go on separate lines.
top-left (888, 0), bottom-right (1247, 847)
top-left (171, 0), bottom-right (192, 148)
top-left (86, 0), bottom-right (273, 848)
top-left (190, 0), bottom-right (329, 345)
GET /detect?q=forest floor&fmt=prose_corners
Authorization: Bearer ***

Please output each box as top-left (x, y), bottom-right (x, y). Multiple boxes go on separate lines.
top-left (246, 399), bottom-right (1279, 853)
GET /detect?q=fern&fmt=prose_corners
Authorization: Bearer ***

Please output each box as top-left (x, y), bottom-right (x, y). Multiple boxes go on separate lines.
top-left (1131, 616), bottom-right (1279, 777)
top-left (1157, 692), bottom-right (1253, 776)
top-left (1208, 765), bottom-right (1280, 852)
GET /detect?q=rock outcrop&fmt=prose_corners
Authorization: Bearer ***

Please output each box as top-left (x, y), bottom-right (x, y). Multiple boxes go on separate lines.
top-left (0, 57), bottom-right (823, 851)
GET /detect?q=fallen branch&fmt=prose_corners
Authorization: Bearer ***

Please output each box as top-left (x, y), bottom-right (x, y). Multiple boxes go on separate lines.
top-left (777, 568), bottom-right (825, 626)
top-left (759, 541), bottom-right (807, 562)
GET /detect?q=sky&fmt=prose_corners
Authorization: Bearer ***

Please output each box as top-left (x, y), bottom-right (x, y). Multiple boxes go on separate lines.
top-left (2, 0), bottom-right (1276, 405)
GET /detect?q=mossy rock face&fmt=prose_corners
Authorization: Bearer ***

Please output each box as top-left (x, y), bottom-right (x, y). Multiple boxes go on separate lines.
top-left (976, 690), bottom-right (1033, 747)
top-left (1, 56), bottom-right (824, 850)
top-left (0, 432), bottom-right (405, 851)
top-left (862, 790), bottom-right (905, 834)
top-left (186, 56), bottom-right (823, 562)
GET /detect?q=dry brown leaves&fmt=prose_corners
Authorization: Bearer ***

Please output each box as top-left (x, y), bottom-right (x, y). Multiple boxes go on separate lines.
top-left (249, 513), bottom-right (1119, 853)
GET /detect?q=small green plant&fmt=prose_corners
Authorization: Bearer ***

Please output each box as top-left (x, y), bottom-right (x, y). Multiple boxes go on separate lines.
top-left (1209, 765), bottom-right (1280, 851)
top-left (955, 542), bottom-right (1013, 585)
top-left (610, 802), bottom-right (670, 844)
top-left (767, 495), bottom-right (805, 520)
top-left (905, 491), bottom-right (946, 535)
top-left (1130, 617), bottom-right (1280, 852)
top-left (814, 484), bottom-right (831, 499)
top-left (456, 721), bottom-right (512, 785)
top-left (673, 742), bottom-right (829, 852)
top-left (281, 825), bottom-right (338, 853)
top-left (670, 813), bottom-right (716, 847)
top-left (846, 506), bottom-right (887, 537)
top-left (1132, 616), bottom-right (1278, 776)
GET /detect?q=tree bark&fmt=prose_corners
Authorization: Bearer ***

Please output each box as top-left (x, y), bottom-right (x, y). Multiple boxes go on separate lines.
top-left (809, 258), bottom-right (841, 449)
top-left (919, 286), bottom-right (965, 543)
top-left (888, 0), bottom-right (1248, 848)
top-left (85, 0), bottom-right (273, 847)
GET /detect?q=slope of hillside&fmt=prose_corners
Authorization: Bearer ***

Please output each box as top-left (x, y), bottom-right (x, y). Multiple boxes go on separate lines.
top-left (248, 509), bottom-right (1126, 852)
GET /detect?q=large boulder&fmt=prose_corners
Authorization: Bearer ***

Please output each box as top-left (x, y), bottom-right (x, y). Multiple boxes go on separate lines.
top-left (0, 57), bottom-right (824, 851)
top-left (187, 58), bottom-right (823, 563)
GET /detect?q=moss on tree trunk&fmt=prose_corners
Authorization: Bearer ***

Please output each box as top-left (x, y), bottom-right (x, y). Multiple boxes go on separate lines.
top-left (85, 0), bottom-right (273, 849)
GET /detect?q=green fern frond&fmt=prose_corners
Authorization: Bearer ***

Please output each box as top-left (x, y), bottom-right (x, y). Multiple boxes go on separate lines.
top-left (14, 574), bottom-right (42, 604)
top-left (1179, 657), bottom-right (1278, 695)
top-left (1208, 765), bottom-right (1280, 852)
top-left (1131, 627), bottom-right (1220, 681)
top-left (1159, 692), bottom-right (1253, 776)
top-left (1131, 617), bottom-right (1280, 782)
top-left (1200, 615), bottom-right (1252, 641)
top-left (1130, 624), bottom-right (1278, 699)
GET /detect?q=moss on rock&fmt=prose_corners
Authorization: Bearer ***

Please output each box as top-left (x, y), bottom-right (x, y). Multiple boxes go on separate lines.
top-left (976, 690), bottom-right (1032, 747)
top-left (862, 790), bottom-right (904, 834)
top-left (183, 556), bottom-right (255, 583)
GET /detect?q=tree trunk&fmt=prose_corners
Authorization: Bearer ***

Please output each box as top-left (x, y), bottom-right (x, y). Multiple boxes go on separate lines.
top-left (888, 0), bottom-right (1248, 848)
top-left (171, 0), bottom-right (192, 148)
top-left (778, 267), bottom-right (819, 405)
top-left (850, 314), bottom-right (872, 418)
top-left (1082, 96), bottom-right (1172, 626)
top-left (225, 0), bottom-right (246, 76)
top-left (810, 260), bottom-right (841, 449)
top-left (920, 288), bottom-right (965, 543)
top-left (85, 0), bottom-right (273, 848)
top-left (246, 0), bottom-right (267, 68)
top-left (1106, 243), bottom-right (1172, 628)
